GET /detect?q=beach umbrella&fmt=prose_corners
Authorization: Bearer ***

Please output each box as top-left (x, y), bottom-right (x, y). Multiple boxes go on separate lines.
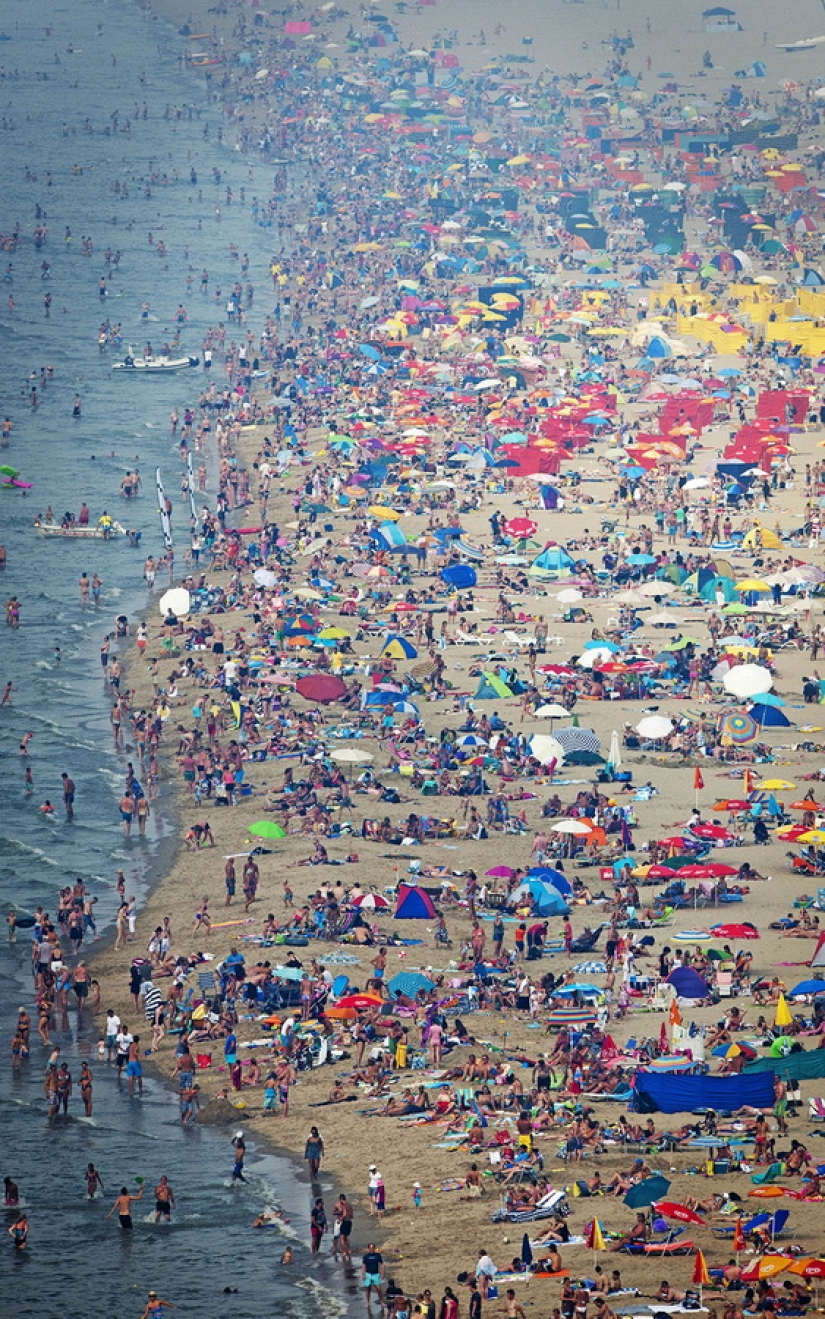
top-left (550, 820), bottom-right (592, 836)
top-left (645, 1055), bottom-right (694, 1071)
top-left (331, 748), bottom-right (374, 777)
top-left (335, 993), bottom-right (384, 1011)
top-left (720, 712), bottom-right (758, 744)
top-left (553, 727), bottom-right (601, 755)
top-left (710, 922), bottom-right (759, 939)
top-left (535, 703), bottom-right (569, 720)
top-left (693, 1250), bottom-right (711, 1289)
top-left (623, 1175), bottom-right (671, 1209)
top-left (723, 664), bottom-right (773, 699)
top-left (553, 983), bottom-right (603, 998)
top-left (351, 893), bottom-right (391, 911)
top-left (159, 587), bottom-right (191, 618)
top-left (653, 1201), bottom-right (706, 1226)
top-left (248, 821), bottom-right (287, 840)
top-left (503, 517), bottom-right (538, 539)
top-left (789, 1260), bottom-right (825, 1278)
top-left (589, 1217), bottom-right (606, 1264)
top-left (521, 1233), bottom-right (534, 1268)
top-left (761, 779), bottom-right (796, 791)
top-left (485, 866), bottom-right (516, 878)
top-left (636, 715), bottom-right (674, 740)
top-left (254, 568), bottom-right (278, 588)
top-left (295, 674), bottom-right (347, 704)
top-left (529, 734), bottom-right (566, 766)
top-left (741, 1257), bottom-right (792, 1282)
top-left (774, 993), bottom-right (793, 1028)
top-left (388, 971), bottom-right (435, 998)
top-left (789, 980), bottom-right (825, 997)
top-left (441, 564), bottom-right (477, 590)
top-left (677, 863), bottom-right (738, 879)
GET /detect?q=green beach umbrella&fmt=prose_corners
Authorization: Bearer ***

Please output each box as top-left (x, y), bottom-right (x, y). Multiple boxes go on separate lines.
top-left (248, 821), bottom-right (287, 840)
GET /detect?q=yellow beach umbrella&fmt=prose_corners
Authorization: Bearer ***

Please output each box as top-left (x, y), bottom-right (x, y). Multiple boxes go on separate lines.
top-left (367, 505), bottom-right (401, 521)
top-left (774, 993), bottom-right (793, 1029)
top-left (761, 779), bottom-right (796, 791)
top-left (735, 579), bottom-right (770, 592)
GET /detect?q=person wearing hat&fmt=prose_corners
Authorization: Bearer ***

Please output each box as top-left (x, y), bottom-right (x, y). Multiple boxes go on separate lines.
top-left (231, 1131), bottom-right (247, 1182)
top-left (140, 1291), bottom-right (176, 1318)
top-left (367, 1165), bottom-right (381, 1215)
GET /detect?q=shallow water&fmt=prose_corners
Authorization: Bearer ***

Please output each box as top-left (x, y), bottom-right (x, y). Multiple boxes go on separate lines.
top-left (0, 2), bottom-right (354, 1312)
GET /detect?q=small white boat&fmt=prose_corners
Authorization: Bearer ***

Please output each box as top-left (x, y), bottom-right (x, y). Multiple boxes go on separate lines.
top-left (34, 521), bottom-right (127, 539)
top-left (113, 351), bottom-right (199, 373)
top-left (777, 35), bottom-right (825, 50)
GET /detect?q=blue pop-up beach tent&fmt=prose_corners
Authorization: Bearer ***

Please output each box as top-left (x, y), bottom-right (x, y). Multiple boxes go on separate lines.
top-left (394, 884), bottom-right (437, 920)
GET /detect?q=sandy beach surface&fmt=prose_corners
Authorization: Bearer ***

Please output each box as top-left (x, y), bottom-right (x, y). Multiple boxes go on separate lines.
top-left (60, 0), bottom-right (825, 1307)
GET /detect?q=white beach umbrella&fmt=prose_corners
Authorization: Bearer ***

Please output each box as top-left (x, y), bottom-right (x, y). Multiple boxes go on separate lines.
top-left (636, 715), bottom-right (674, 740)
top-left (159, 587), bottom-right (190, 618)
top-left (723, 664), bottom-right (773, 699)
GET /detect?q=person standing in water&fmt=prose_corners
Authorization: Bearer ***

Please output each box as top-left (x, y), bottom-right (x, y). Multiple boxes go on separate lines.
top-left (140, 1292), bottom-right (176, 1318)
top-left (85, 1163), bottom-right (104, 1198)
top-left (8, 1213), bottom-right (28, 1248)
top-left (107, 1184), bottom-right (143, 1229)
top-left (153, 1175), bottom-right (176, 1223)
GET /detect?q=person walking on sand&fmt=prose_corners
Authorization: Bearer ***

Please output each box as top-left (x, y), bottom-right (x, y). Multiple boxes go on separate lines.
top-left (304, 1126), bottom-right (324, 1179)
top-left (193, 896), bottom-right (211, 937)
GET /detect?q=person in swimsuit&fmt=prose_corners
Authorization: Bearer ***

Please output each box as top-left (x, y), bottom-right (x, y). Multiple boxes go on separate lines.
top-left (154, 1175), bottom-right (175, 1223)
top-left (140, 1292), bottom-right (176, 1318)
top-left (107, 1185), bottom-right (143, 1229)
top-left (8, 1214), bottom-right (28, 1248)
top-left (85, 1163), bottom-right (104, 1198)
top-left (79, 1061), bottom-right (93, 1116)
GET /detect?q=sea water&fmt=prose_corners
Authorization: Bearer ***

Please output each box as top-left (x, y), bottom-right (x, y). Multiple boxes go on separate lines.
top-left (0, 1), bottom-right (353, 1312)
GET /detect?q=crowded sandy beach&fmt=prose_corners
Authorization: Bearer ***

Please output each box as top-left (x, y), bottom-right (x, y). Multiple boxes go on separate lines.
top-left (11, 0), bottom-right (825, 1313)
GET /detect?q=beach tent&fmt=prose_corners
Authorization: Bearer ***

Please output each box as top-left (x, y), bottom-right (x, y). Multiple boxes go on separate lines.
top-left (525, 865), bottom-right (573, 895)
top-left (508, 878), bottom-right (569, 917)
top-left (666, 966), bottom-right (711, 999)
top-left (810, 931), bottom-right (825, 968)
top-left (394, 884), bottom-right (437, 920)
top-left (749, 702), bottom-right (792, 728)
top-left (742, 526), bottom-right (782, 549)
top-left (382, 636), bottom-right (418, 660)
top-left (698, 575), bottom-right (737, 603)
top-left (635, 1070), bottom-right (774, 1113)
top-left (528, 545), bottom-right (574, 577)
top-left (371, 522), bottom-right (407, 549)
top-left (475, 672), bottom-right (514, 700)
